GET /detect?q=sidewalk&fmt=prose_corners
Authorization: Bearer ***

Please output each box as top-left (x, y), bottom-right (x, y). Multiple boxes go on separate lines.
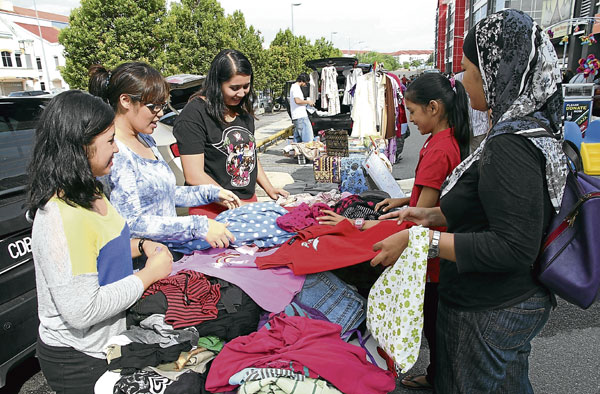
top-left (254, 121), bottom-right (417, 200)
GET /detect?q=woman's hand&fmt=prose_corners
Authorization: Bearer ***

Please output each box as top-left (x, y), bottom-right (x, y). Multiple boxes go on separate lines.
top-left (371, 230), bottom-right (410, 267)
top-left (375, 197), bottom-right (410, 213)
top-left (379, 206), bottom-right (446, 227)
top-left (317, 210), bottom-right (348, 226)
top-left (218, 189), bottom-right (241, 210)
top-left (267, 187), bottom-right (290, 200)
top-left (206, 219), bottom-right (235, 248)
top-left (142, 240), bottom-right (173, 261)
top-left (135, 245), bottom-right (173, 288)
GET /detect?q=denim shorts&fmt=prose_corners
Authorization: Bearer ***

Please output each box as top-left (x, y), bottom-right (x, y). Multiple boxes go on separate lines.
top-left (293, 271), bottom-right (366, 335)
top-left (435, 289), bottom-right (552, 394)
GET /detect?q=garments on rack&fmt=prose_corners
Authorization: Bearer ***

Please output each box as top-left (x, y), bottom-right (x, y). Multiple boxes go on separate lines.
top-left (143, 270), bottom-right (220, 329)
top-left (383, 77), bottom-right (397, 139)
top-left (343, 68), bottom-right (363, 105)
top-left (171, 247), bottom-right (305, 313)
top-left (321, 66), bottom-right (340, 115)
top-left (255, 220), bottom-right (405, 275)
top-left (204, 314), bottom-right (396, 394)
top-left (351, 72), bottom-right (386, 138)
top-left (309, 71), bottom-right (319, 103)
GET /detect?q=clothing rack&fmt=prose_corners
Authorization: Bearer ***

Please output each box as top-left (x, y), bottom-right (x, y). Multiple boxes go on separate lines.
top-left (373, 62), bottom-right (386, 132)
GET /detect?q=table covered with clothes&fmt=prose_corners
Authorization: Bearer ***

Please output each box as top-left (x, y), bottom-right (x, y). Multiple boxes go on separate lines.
top-left (94, 191), bottom-right (430, 394)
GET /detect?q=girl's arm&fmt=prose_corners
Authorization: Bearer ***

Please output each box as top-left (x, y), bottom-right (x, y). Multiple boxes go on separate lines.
top-left (415, 186), bottom-right (440, 207)
top-left (109, 152), bottom-right (211, 242)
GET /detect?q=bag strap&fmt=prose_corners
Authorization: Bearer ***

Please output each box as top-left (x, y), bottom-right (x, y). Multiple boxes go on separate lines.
top-left (490, 116), bottom-right (582, 173)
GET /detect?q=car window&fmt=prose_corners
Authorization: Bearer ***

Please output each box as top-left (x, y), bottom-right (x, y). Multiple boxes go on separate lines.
top-left (0, 100), bottom-right (47, 194)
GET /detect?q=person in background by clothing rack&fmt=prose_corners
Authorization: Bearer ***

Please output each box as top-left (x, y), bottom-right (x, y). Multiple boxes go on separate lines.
top-left (289, 72), bottom-right (315, 143)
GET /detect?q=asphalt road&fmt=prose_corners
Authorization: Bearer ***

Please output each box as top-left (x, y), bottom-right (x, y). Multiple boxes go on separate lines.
top-left (4, 113), bottom-right (599, 394)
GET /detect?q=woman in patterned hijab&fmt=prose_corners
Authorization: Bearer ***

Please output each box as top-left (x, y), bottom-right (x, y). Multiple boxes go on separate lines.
top-left (372, 9), bottom-right (566, 393)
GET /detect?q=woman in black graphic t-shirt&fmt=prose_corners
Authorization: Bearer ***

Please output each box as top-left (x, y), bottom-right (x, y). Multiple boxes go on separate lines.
top-left (174, 49), bottom-right (288, 218)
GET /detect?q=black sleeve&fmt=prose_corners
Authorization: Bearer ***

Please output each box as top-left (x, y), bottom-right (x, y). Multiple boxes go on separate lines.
top-left (454, 134), bottom-right (548, 273)
top-left (173, 100), bottom-right (207, 155)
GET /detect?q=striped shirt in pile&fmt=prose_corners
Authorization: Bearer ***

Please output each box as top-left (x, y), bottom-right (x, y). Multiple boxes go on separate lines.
top-left (142, 269), bottom-right (220, 329)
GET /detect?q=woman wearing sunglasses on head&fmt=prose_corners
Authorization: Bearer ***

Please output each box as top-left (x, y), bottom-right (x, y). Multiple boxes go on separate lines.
top-left (89, 62), bottom-right (240, 250)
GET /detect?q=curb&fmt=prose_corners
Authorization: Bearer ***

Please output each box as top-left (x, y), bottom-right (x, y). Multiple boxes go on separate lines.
top-left (256, 125), bottom-right (294, 151)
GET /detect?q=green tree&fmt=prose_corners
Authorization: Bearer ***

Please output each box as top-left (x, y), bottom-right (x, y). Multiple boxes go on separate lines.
top-left (224, 10), bottom-right (267, 91)
top-left (59, 0), bottom-right (168, 89)
top-left (356, 52), bottom-right (400, 71)
top-left (402, 61), bottom-right (410, 70)
top-left (313, 37), bottom-right (342, 59)
top-left (411, 59), bottom-right (423, 68)
top-left (157, 0), bottom-right (231, 76)
top-left (426, 52), bottom-right (434, 65)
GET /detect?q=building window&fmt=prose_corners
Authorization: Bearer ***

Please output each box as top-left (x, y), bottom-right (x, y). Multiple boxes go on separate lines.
top-left (54, 56), bottom-right (59, 69)
top-left (36, 57), bottom-right (42, 70)
top-left (15, 53), bottom-right (22, 67)
top-left (2, 51), bottom-right (12, 67)
top-left (40, 82), bottom-right (45, 90)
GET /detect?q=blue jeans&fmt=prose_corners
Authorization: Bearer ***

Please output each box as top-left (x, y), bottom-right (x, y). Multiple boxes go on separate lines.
top-left (435, 289), bottom-right (552, 394)
top-left (293, 271), bottom-right (366, 335)
top-left (292, 116), bottom-right (313, 143)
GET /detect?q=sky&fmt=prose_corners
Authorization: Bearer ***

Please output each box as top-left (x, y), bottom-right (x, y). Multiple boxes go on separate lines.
top-left (10, 0), bottom-right (437, 53)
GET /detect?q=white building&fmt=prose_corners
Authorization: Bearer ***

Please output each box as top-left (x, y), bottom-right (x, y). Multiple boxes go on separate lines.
top-left (387, 50), bottom-right (433, 65)
top-left (0, 1), bottom-right (69, 96)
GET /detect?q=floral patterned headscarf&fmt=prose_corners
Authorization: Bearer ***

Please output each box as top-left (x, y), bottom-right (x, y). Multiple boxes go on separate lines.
top-left (441, 9), bottom-right (567, 211)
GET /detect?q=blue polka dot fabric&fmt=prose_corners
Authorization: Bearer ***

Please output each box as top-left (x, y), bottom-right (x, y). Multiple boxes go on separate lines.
top-left (167, 202), bottom-right (295, 254)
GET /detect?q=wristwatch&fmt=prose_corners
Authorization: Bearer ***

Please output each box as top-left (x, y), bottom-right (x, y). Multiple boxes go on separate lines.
top-left (354, 218), bottom-right (365, 230)
top-left (427, 230), bottom-right (441, 259)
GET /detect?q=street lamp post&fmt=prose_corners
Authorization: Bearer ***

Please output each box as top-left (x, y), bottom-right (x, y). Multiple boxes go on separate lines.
top-left (291, 3), bottom-right (301, 35)
top-left (331, 31), bottom-right (338, 44)
top-left (32, 0), bottom-right (51, 91)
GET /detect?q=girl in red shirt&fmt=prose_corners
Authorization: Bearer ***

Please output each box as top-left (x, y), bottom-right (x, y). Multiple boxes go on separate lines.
top-left (319, 72), bottom-right (472, 390)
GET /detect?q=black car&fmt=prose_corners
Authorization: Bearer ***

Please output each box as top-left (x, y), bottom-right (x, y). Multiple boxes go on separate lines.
top-left (8, 90), bottom-right (51, 97)
top-left (282, 57), bottom-right (372, 134)
top-left (0, 97), bottom-right (49, 388)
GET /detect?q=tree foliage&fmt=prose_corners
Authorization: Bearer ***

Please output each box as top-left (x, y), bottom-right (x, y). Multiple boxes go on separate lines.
top-left (356, 52), bottom-right (400, 71)
top-left (59, 0), bottom-right (168, 89)
top-left (60, 0), bottom-right (345, 94)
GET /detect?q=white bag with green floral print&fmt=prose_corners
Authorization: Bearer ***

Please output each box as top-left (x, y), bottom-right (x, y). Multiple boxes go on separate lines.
top-left (366, 225), bottom-right (429, 373)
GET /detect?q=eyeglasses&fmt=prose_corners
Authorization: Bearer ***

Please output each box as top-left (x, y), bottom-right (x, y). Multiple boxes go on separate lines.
top-left (127, 94), bottom-right (168, 114)
top-left (144, 102), bottom-right (169, 114)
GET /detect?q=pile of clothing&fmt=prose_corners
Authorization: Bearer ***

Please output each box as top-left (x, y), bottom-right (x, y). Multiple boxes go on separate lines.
top-left (95, 193), bottom-right (426, 394)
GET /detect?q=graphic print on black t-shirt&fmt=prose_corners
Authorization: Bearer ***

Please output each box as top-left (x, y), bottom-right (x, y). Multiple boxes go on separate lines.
top-left (213, 125), bottom-right (256, 188)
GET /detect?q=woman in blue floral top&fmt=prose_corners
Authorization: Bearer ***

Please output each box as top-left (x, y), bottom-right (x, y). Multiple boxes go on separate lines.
top-left (89, 62), bottom-right (240, 249)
